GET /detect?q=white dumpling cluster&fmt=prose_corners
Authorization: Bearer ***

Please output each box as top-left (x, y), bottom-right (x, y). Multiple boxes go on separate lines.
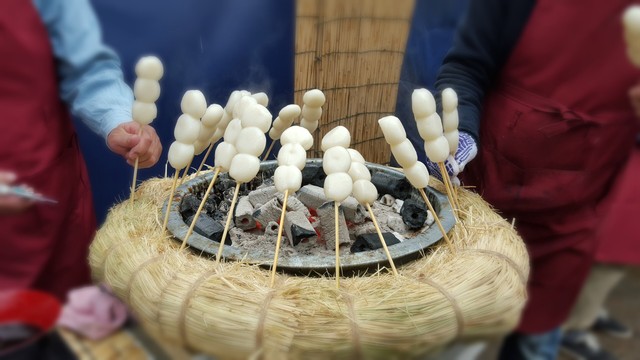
top-left (300, 89), bottom-right (326, 133)
top-left (274, 126), bottom-right (314, 193)
top-left (348, 149), bottom-right (377, 206)
top-left (132, 56), bottom-right (164, 125)
top-left (441, 88), bottom-right (459, 155)
top-left (378, 116), bottom-right (430, 189)
top-left (194, 104), bottom-right (224, 154)
top-left (228, 103), bottom-right (271, 183)
top-left (412, 89), bottom-right (449, 163)
top-left (624, 5), bottom-right (640, 66)
top-left (321, 126), bottom-right (353, 202)
top-left (269, 104), bottom-right (301, 141)
top-left (168, 90), bottom-right (206, 170)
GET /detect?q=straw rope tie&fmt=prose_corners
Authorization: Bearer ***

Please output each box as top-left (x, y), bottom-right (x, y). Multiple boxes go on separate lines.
top-left (414, 276), bottom-right (465, 338)
top-left (341, 291), bottom-right (364, 360)
top-left (462, 249), bottom-right (528, 285)
top-left (155, 265), bottom-right (184, 339)
top-left (178, 268), bottom-right (223, 347)
top-left (125, 254), bottom-right (166, 304)
top-left (102, 238), bottom-right (132, 270)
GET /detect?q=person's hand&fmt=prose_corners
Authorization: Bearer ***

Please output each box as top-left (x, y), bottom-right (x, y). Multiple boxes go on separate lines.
top-left (107, 122), bottom-right (162, 168)
top-left (628, 84), bottom-right (640, 123)
top-left (425, 131), bottom-right (478, 186)
top-left (0, 171), bottom-right (33, 215)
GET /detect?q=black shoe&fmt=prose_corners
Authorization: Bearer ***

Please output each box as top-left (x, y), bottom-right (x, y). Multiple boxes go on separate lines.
top-left (560, 330), bottom-right (617, 360)
top-left (591, 310), bottom-right (633, 339)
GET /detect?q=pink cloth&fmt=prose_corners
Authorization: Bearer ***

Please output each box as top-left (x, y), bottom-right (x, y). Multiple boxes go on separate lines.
top-left (57, 285), bottom-right (128, 340)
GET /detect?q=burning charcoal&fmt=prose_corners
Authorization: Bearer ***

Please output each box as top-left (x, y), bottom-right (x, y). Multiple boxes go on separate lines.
top-left (296, 184), bottom-right (326, 210)
top-left (204, 195), bottom-right (217, 214)
top-left (264, 221), bottom-right (280, 236)
top-left (215, 176), bottom-right (235, 194)
top-left (379, 194), bottom-right (395, 207)
top-left (179, 193), bottom-right (200, 219)
top-left (392, 199), bottom-right (404, 213)
top-left (302, 165), bottom-right (327, 188)
top-left (386, 213), bottom-right (409, 233)
top-left (318, 201), bottom-right (350, 250)
top-left (400, 198), bottom-right (428, 229)
top-left (354, 222), bottom-right (376, 237)
top-left (186, 213), bottom-right (231, 245)
top-left (248, 186), bottom-right (277, 207)
top-left (276, 194), bottom-right (310, 217)
top-left (252, 198), bottom-right (282, 227)
top-left (350, 232), bottom-right (400, 253)
top-left (342, 197), bottom-right (366, 224)
top-left (234, 196), bottom-right (256, 230)
top-left (284, 211), bottom-right (317, 246)
top-left (370, 170), bottom-right (413, 200)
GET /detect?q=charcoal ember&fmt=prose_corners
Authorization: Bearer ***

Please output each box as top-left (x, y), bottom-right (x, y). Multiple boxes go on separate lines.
top-left (400, 198), bottom-right (428, 229)
top-left (204, 195), bottom-right (217, 214)
top-left (370, 170), bottom-right (412, 200)
top-left (296, 184), bottom-right (326, 210)
top-left (392, 199), bottom-right (404, 213)
top-left (234, 196), bottom-right (256, 230)
top-left (179, 193), bottom-right (200, 218)
top-left (264, 221), bottom-right (280, 236)
top-left (218, 200), bottom-right (230, 214)
top-left (252, 198), bottom-right (282, 227)
top-left (302, 165), bottom-right (327, 188)
top-left (248, 186), bottom-right (277, 207)
top-left (276, 194), bottom-right (310, 217)
top-left (379, 194), bottom-right (395, 207)
top-left (215, 177), bottom-right (235, 194)
top-left (284, 211), bottom-right (317, 246)
top-left (186, 214), bottom-right (231, 245)
top-left (386, 213), bottom-right (409, 233)
top-left (350, 232), bottom-right (400, 253)
top-left (318, 201), bottom-right (350, 250)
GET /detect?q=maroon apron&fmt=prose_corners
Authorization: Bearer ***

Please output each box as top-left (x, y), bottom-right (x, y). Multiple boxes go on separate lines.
top-left (0, 0), bottom-right (97, 300)
top-left (464, 0), bottom-right (639, 333)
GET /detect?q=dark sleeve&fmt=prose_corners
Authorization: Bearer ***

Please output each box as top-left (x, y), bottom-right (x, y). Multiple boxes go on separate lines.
top-left (435, 0), bottom-right (535, 142)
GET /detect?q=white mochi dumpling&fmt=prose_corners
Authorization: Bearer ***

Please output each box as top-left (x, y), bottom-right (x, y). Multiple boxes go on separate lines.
top-left (378, 116), bottom-right (407, 146)
top-left (281, 126), bottom-right (314, 150)
top-left (174, 114), bottom-right (200, 144)
top-left (442, 88), bottom-right (458, 112)
top-left (217, 111), bottom-right (232, 131)
top-left (301, 105), bottom-right (322, 122)
top-left (133, 79), bottom-right (161, 103)
top-left (416, 113), bottom-right (444, 141)
top-left (352, 179), bottom-right (378, 205)
top-left (404, 161), bottom-right (430, 189)
top-left (194, 140), bottom-right (210, 155)
top-left (214, 142), bottom-right (237, 171)
top-left (279, 104), bottom-right (301, 121)
top-left (211, 127), bottom-right (225, 143)
top-left (132, 101), bottom-right (157, 125)
top-left (197, 125), bottom-right (217, 143)
top-left (272, 117), bottom-right (289, 132)
top-left (233, 95), bottom-right (258, 119)
top-left (251, 92), bottom-right (269, 107)
top-left (445, 130), bottom-right (459, 154)
top-left (412, 88), bottom-right (437, 119)
top-left (347, 148), bottom-right (366, 164)
top-left (348, 162), bottom-right (371, 182)
top-left (322, 146), bottom-right (351, 174)
top-left (229, 154), bottom-right (260, 183)
top-left (274, 165), bottom-right (303, 193)
top-left (320, 126), bottom-right (351, 151)
top-left (303, 89), bottom-right (326, 108)
top-left (223, 118), bottom-right (243, 145)
top-left (323, 173), bottom-right (353, 203)
top-left (300, 118), bottom-right (319, 133)
top-left (277, 143), bottom-right (307, 170)
top-left (424, 137), bottom-right (450, 163)
top-left (240, 104), bottom-right (272, 133)
top-left (224, 90), bottom-right (243, 114)
top-left (442, 110), bottom-right (459, 132)
top-left (134, 56), bottom-right (164, 81)
top-left (181, 90), bottom-right (207, 119)
top-left (168, 141), bottom-right (194, 170)
top-left (268, 127), bottom-right (282, 140)
top-left (236, 127), bottom-right (267, 157)
top-left (201, 104), bottom-right (224, 128)
top-left (391, 139), bottom-right (418, 168)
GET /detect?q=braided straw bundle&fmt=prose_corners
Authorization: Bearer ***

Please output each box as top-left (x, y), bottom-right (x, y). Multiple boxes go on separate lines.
top-left (90, 171), bottom-right (528, 360)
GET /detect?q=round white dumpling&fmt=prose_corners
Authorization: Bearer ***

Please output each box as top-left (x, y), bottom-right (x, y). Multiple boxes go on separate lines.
top-left (303, 89), bottom-right (326, 108)
top-left (201, 104), bottom-right (224, 128)
top-left (236, 127), bottom-right (267, 157)
top-left (412, 88), bottom-right (437, 118)
top-left (197, 124), bottom-right (217, 143)
top-left (133, 79), bottom-right (161, 103)
top-left (168, 141), bottom-right (194, 170)
top-left (444, 130), bottom-right (459, 154)
top-left (211, 127), bottom-right (225, 143)
top-left (135, 56), bottom-right (164, 81)
top-left (272, 117), bottom-right (289, 132)
top-left (404, 161), bottom-right (429, 189)
top-left (323, 173), bottom-right (353, 203)
top-left (416, 113), bottom-right (444, 140)
top-left (279, 104), bottom-right (301, 121)
top-left (229, 153), bottom-right (260, 183)
top-left (268, 127), bottom-right (282, 140)
top-left (320, 126), bottom-right (351, 151)
top-left (347, 148), bottom-right (366, 164)
top-left (240, 104), bottom-right (272, 133)
top-left (194, 139), bottom-right (210, 155)
top-left (132, 101), bottom-right (157, 125)
top-left (301, 105), bottom-right (322, 122)
top-left (348, 162), bottom-right (371, 182)
top-left (442, 110), bottom-right (459, 132)
top-left (274, 165), bottom-right (303, 193)
top-left (442, 88), bottom-right (458, 112)
top-left (391, 139), bottom-right (418, 168)
top-left (214, 142), bottom-right (237, 171)
top-left (378, 116), bottom-right (406, 146)
top-left (277, 143), bottom-right (307, 170)
top-left (322, 146), bottom-right (351, 174)
top-left (424, 137), bottom-right (450, 163)
top-left (223, 118), bottom-right (243, 145)
top-left (300, 118), bottom-right (319, 133)
top-left (181, 90), bottom-right (207, 118)
top-left (251, 92), bottom-right (269, 107)
top-left (174, 114), bottom-right (201, 144)
top-left (233, 95), bottom-right (258, 119)
top-left (224, 90), bottom-right (242, 114)
top-left (352, 179), bottom-right (378, 205)
top-left (281, 126), bottom-right (314, 150)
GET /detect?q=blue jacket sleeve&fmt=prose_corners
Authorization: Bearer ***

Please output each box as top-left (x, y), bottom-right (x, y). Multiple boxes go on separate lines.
top-left (33, 0), bottom-right (133, 139)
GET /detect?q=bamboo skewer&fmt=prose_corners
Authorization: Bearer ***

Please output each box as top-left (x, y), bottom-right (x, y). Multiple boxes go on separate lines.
top-left (418, 188), bottom-right (455, 253)
top-left (180, 167), bottom-right (221, 250)
top-left (334, 201), bottom-right (341, 289)
top-left (215, 183), bottom-right (241, 264)
top-left (269, 189), bottom-right (289, 287)
top-left (438, 162), bottom-right (459, 215)
top-left (365, 203), bottom-right (398, 276)
top-left (195, 143), bottom-right (214, 177)
top-left (179, 159), bottom-right (194, 185)
top-left (162, 171), bottom-right (180, 232)
top-left (129, 128), bottom-right (144, 205)
top-left (262, 141), bottom-right (276, 161)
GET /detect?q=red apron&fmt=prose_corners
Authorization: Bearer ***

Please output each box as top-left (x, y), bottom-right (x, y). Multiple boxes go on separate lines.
top-left (464, 0), bottom-right (639, 333)
top-left (0, 0), bottom-right (97, 300)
